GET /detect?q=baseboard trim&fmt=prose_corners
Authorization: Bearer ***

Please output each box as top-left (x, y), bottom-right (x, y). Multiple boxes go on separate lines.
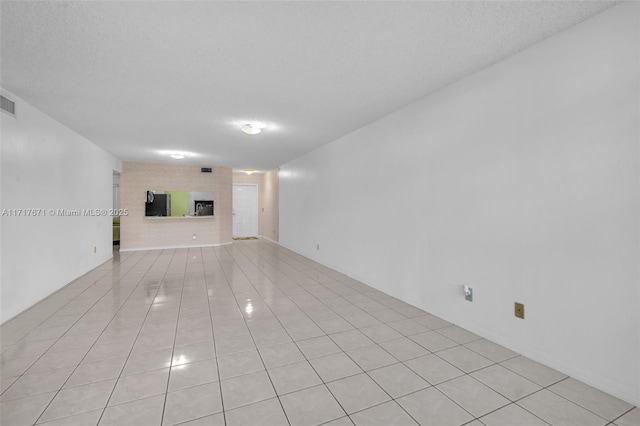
top-left (120, 242), bottom-right (233, 252)
top-left (258, 236), bottom-right (280, 245)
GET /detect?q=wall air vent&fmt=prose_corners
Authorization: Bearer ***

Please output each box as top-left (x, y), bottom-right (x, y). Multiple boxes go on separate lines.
top-left (201, 167), bottom-right (212, 173)
top-left (0, 95), bottom-right (16, 116)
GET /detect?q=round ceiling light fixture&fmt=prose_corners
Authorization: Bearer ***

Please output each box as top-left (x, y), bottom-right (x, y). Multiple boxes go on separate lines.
top-left (156, 150), bottom-right (198, 160)
top-left (155, 151), bottom-right (202, 161)
top-left (243, 169), bottom-right (256, 175)
top-left (240, 123), bottom-right (265, 135)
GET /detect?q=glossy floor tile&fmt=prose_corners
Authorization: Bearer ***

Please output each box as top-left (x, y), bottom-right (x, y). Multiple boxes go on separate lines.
top-left (0, 240), bottom-right (636, 425)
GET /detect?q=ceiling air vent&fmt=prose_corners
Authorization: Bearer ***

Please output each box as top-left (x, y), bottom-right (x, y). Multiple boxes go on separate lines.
top-left (1, 95), bottom-right (16, 116)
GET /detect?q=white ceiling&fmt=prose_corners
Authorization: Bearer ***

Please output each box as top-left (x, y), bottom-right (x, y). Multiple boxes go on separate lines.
top-left (1, 1), bottom-right (617, 170)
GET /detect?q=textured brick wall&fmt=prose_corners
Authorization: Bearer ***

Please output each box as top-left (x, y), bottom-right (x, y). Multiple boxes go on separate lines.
top-left (120, 162), bottom-right (232, 250)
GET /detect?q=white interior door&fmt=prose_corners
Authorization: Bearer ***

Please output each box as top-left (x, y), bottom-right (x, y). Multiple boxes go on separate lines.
top-left (233, 184), bottom-right (258, 238)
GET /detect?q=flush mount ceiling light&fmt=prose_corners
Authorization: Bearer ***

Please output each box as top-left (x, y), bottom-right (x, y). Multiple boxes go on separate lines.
top-left (240, 123), bottom-right (264, 135)
top-left (156, 150), bottom-right (198, 160)
top-left (231, 120), bottom-right (279, 135)
top-left (243, 169), bottom-right (256, 175)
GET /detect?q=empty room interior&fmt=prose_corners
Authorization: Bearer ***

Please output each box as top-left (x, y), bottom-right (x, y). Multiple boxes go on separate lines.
top-left (1, 1), bottom-right (639, 426)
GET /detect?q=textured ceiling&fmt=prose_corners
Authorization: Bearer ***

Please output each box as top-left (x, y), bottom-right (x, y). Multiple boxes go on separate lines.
top-left (1, 1), bottom-right (617, 170)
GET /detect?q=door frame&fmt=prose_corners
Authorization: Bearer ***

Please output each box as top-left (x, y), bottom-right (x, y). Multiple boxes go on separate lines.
top-left (232, 183), bottom-right (259, 238)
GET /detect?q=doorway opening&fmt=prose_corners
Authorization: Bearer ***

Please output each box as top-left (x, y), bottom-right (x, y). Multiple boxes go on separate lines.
top-left (233, 184), bottom-right (258, 238)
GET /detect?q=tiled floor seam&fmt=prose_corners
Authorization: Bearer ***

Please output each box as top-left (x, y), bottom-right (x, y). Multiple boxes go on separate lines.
top-left (213, 245), bottom-right (294, 425)
top-left (158, 249), bottom-right (189, 426)
top-left (225, 245), bottom-right (425, 425)
top-left (225, 244), bottom-right (370, 423)
top-left (509, 381), bottom-right (593, 426)
top-left (20, 250), bottom-right (157, 424)
top-left (221, 243), bottom-right (386, 415)
top-left (232, 243), bottom-right (436, 423)
top-left (1, 261), bottom-right (117, 338)
top-left (223, 243), bottom-right (387, 423)
top-left (542, 377), bottom-right (629, 424)
top-left (3, 239), bottom-right (636, 426)
top-left (203, 246), bottom-right (229, 426)
top-left (234, 243), bottom-right (392, 355)
top-left (91, 249), bottom-right (174, 426)
top-left (0, 251), bottom-right (143, 369)
top-left (610, 407), bottom-right (636, 425)
top-left (241, 241), bottom-right (587, 426)
top-left (234, 242), bottom-right (376, 333)
top-left (239, 240), bottom-right (609, 423)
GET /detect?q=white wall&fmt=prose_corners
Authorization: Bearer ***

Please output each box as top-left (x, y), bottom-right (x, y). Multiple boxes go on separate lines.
top-left (1, 90), bottom-right (118, 323)
top-left (280, 3), bottom-right (639, 405)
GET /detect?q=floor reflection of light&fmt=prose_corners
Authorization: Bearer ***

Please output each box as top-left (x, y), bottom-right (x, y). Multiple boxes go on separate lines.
top-left (150, 303), bottom-right (166, 311)
top-left (172, 354), bottom-right (189, 366)
top-left (245, 302), bottom-right (253, 315)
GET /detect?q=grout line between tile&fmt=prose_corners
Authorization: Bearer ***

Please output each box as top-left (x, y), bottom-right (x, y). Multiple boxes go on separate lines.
top-left (27, 250), bottom-right (157, 424)
top-left (92, 249), bottom-right (176, 425)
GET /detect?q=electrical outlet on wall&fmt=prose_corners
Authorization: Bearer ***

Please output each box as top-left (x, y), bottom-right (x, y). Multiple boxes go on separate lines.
top-left (464, 285), bottom-right (473, 302)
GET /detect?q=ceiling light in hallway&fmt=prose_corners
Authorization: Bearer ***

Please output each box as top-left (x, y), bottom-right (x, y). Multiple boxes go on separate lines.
top-left (240, 123), bottom-right (265, 135)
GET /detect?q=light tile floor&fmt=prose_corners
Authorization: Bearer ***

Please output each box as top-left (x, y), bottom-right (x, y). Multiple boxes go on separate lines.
top-left (0, 240), bottom-right (637, 426)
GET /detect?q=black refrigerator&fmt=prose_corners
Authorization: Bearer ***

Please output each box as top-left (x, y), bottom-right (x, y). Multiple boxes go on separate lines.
top-left (145, 192), bottom-right (171, 217)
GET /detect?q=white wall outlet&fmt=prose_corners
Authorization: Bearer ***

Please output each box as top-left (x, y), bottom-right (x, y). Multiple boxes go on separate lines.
top-left (192, 234), bottom-right (197, 240)
top-left (464, 285), bottom-right (473, 302)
